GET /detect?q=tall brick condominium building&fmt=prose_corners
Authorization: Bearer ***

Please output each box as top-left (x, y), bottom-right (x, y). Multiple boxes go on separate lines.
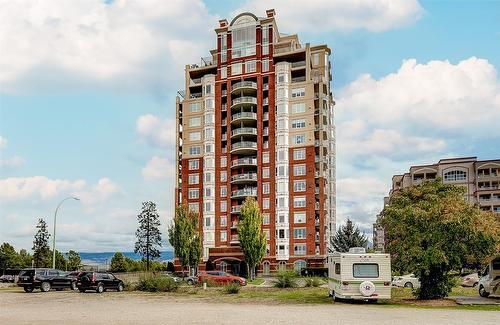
top-left (174, 9), bottom-right (336, 275)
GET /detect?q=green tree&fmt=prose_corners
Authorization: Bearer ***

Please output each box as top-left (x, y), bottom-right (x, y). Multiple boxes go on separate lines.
top-left (381, 179), bottom-right (499, 299)
top-left (18, 249), bottom-right (32, 268)
top-left (32, 218), bottom-right (50, 268)
top-left (134, 201), bottom-right (162, 271)
top-left (110, 252), bottom-right (127, 272)
top-left (237, 197), bottom-right (266, 279)
top-left (0, 243), bottom-right (20, 269)
top-left (168, 205), bottom-right (202, 273)
top-left (66, 250), bottom-right (81, 270)
top-left (51, 250), bottom-right (67, 270)
top-left (330, 218), bottom-right (368, 253)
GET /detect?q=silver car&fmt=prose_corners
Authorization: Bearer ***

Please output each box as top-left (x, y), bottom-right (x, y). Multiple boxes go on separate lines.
top-left (392, 274), bottom-right (421, 289)
top-left (460, 273), bottom-right (479, 287)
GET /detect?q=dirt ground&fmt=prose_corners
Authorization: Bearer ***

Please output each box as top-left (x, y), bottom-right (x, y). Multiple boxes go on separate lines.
top-left (1, 290), bottom-right (499, 325)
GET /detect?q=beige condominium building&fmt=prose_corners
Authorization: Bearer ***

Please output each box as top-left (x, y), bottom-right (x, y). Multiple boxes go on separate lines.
top-left (373, 157), bottom-right (500, 251)
top-left (174, 9), bottom-right (336, 275)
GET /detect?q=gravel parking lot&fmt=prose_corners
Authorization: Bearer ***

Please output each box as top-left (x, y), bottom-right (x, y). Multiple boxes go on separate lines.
top-left (1, 290), bottom-right (499, 325)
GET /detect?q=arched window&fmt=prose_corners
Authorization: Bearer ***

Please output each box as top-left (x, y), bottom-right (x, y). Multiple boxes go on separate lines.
top-left (219, 261), bottom-right (227, 273)
top-left (294, 260), bottom-right (306, 272)
top-left (263, 261), bottom-right (270, 276)
top-left (443, 170), bottom-right (467, 181)
top-left (278, 261), bottom-right (287, 271)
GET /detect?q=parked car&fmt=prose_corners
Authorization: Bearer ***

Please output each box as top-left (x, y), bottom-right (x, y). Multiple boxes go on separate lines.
top-left (0, 274), bottom-right (15, 283)
top-left (185, 275), bottom-right (198, 285)
top-left (478, 256), bottom-right (500, 298)
top-left (460, 273), bottom-right (479, 287)
top-left (160, 273), bottom-right (181, 283)
top-left (76, 271), bottom-right (124, 293)
top-left (197, 271), bottom-right (246, 286)
top-left (18, 268), bottom-right (76, 292)
top-left (65, 271), bottom-right (83, 281)
top-left (392, 274), bottom-right (421, 289)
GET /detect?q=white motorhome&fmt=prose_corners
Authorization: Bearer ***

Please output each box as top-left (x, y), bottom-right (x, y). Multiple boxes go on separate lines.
top-left (478, 256), bottom-right (500, 298)
top-left (327, 248), bottom-right (391, 301)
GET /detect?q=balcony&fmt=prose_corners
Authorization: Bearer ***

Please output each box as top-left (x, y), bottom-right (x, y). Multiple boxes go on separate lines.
top-left (231, 81), bottom-right (257, 94)
top-left (263, 84), bottom-right (269, 91)
top-left (231, 173), bottom-right (257, 184)
top-left (221, 134), bottom-right (227, 141)
top-left (221, 89), bottom-right (227, 97)
top-left (231, 96), bottom-right (257, 109)
top-left (190, 93), bottom-right (202, 99)
top-left (263, 112), bottom-right (269, 121)
top-left (292, 76), bottom-right (306, 83)
top-left (231, 222), bottom-right (238, 229)
top-left (231, 127), bottom-right (257, 138)
top-left (231, 141), bottom-right (258, 154)
top-left (231, 157), bottom-right (257, 169)
top-left (263, 98), bottom-right (269, 106)
top-left (291, 61), bottom-right (306, 68)
top-left (231, 205), bottom-right (241, 214)
top-left (189, 78), bottom-right (202, 86)
top-left (230, 235), bottom-right (240, 244)
top-left (231, 112), bottom-right (257, 124)
top-left (231, 187), bottom-right (258, 199)
top-left (222, 118), bottom-right (227, 126)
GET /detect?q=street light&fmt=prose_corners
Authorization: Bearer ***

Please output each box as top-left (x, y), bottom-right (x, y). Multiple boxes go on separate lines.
top-left (52, 196), bottom-right (80, 269)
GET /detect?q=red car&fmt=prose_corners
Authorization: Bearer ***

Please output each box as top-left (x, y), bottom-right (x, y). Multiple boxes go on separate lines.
top-left (197, 271), bottom-right (247, 286)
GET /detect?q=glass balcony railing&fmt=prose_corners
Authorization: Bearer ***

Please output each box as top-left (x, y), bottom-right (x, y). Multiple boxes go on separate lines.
top-left (231, 96), bottom-right (257, 107)
top-left (231, 173), bottom-right (257, 183)
top-left (231, 127), bottom-right (257, 137)
top-left (231, 158), bottom-right (257, 168)
top-left (231, 187), bottom-right (258, 198)
top-left (231, 112), bottom-right (257, 122)
top-left (232, 81), bottom-right (257, 92)
top-left (231, 141), bottom-right (257, 151)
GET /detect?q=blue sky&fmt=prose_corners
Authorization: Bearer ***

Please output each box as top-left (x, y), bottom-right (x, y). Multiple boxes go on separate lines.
top-left (1, 0), bottom-right (499, 252)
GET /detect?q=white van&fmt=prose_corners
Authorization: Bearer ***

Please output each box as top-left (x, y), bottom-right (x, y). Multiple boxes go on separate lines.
top-left (327, 247), bottom-right (391, 301)
top-left (478, 256), bottom-right (500, 298)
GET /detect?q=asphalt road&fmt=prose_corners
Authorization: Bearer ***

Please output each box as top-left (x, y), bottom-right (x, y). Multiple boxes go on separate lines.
top-left (1, 290), bottom-right (499, 324)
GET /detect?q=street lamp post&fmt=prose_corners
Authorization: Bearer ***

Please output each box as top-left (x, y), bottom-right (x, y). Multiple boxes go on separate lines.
top-left (52, 197), bottom-right (80, 269)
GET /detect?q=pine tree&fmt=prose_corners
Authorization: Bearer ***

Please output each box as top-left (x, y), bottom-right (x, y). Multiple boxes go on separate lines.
top-left (168, 205), bottom-right (202, 273)
top-left (238, 197), bottom-right (267, 279)
top-left (32, 218), bottom-right (50, 268)
top-left (110, 252), bottom-right (127, 272)
top-left (330, 218), bottom-right (367, 253)
top-left (66, 250), bottom-right (81, 271)
top-left (134, 201), bottom-right (162, 271)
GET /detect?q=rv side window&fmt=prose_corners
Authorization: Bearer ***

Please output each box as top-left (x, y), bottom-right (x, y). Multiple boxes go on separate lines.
top-left (353, 264), bottom-right (379, 278)
top-left (335, 263), bottom-right (340, 275)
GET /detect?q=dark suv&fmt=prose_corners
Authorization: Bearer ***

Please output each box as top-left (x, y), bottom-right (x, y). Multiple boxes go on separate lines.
top-left (18, 268), bottom-right (76, 292)
top-left (76, 272), bottom-right (124, 293)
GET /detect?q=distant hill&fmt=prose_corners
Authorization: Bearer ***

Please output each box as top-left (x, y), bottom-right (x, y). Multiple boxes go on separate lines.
top-left (79, 251), bottom-right (174, 266)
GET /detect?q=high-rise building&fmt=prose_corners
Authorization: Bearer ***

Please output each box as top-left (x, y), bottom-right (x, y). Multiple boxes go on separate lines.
top-left (175, 9), bottom-right (335, 275)
top-left (373, 156), bottom-right (500, 250)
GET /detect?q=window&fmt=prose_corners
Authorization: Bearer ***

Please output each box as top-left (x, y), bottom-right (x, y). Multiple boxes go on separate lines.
top-left (220, 33), bottom-right (227, 50)
top-left (278, 214), bottom-right (286, 223)
top-left (188, 203), bottom-right (199, 213)
top-left (293, 149), bottom-right (306, 160)
top-left (204, 128), bottom-right (214, 139)
top-left (205, 172), bottom-right (212, 182)
top-left (262, 167), bottom-right (270, 178)
top-left (189, 131), bottom-right (201, 141)
top-left (294, 245), bottom-right (306, 256)
top-left (263, 182), bottom-right (270, 194)
top-left (262, 44), bottom-right (269, 55)
top-left (205, 99), bottom-right (214, 110)
top-left (220, 201), bottom-right (227, 212)
top-left (291, 119), bottom-right (306, 129)
top-left (189, 102), bottom-right (201, 113)
top-left (204, 84), bottom-right (213, 95)
top-left (262, 213), bottom-right (270, 225)
top-left (205, 217), bottom-right (211, 227)
top-left (276, 165), bottom-right (287, 177)
top-left (220, 232), bottom-right (227, 242)
top-left (220, 186), bottom-right (227, 197)
top-left (262, 152), bottom-right (269, 164)
top-left (188, 189), bottom-right (199, 199)
top-left (220, 66), bottom-right (227, 79)
top-left (205, 157), bottom-right (214, 168)
top-left (294, 180), bottom-right (306, 192)
top-left (335, 263), bottom-right (340, 275)
top-left (292, 88), bottom-right (306, 98)
top-left (263, 198), bottom-right (270, 209)
top-left (220, 216), bottom-right (227, 227)
top-left (188, 159), bottom-right (199, 170)
top-left (293, 134), bottom-right (306, 144)
top-left (262, 59), bottom-right (269, 72)
top-left (188, 174), bottom-right (199, 185)
top-left (232, 25), bottom-right (256, 58)
top-left (189, 117), bottom-right (201, 127)
top-left (294, 196), bottom-right (306, 208)
top-left (293, 164), bottom-right (306, 176)
top-left (278, 73), bottom-right (287, 83)
top-left (443, 170), bottom-right (467, 181)
top-left (205, 202), bottom-right (213, 212)
top-left (189, 146), bottom-right (201, 155)
top-left (205, 187), bottom-right (212, 197)
top-left (263, 229), bottom-right (270, 240)
top-left (294, 228), bottom-right (306, 239)
top-left (312, 53), bottom-right (320, 66)
top-left (278, 229), bottom-right (286, 239)
top-left (221, 51), bottom-right (227, 63)
top-left (204, 113), bottom-right (214, 124)
top-left (231, 62), bottom-right (242, 75)
top-left (294, 260), bottom-right (306, 271)
top-left (220, 157), bottom-right (227, 168)
top-left (277, 197), bottom-right (287, 208)
top-left (294, 213), bottom-right (306, 223)
top-left (245, 60), bottom-right (256, 73)
top-left (353, 264), bottom-right (379, 278)
top-left (220, 171), bottom-right (227, 182)
top-left (291, 103), bottom-right (306, 114)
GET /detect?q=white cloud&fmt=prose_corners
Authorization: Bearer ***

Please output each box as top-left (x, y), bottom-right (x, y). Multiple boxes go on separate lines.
top-left (335, 56), bottom-right (500, 232)
top-left (0, 136), bottom-right (6, 149)
top-left (0, 176), bottom-right (121, 204)
top-left (236, 0), bottom-right (423, 33)
top-left (142, 156), bottom-right (175, 180)
top-left (0, 155), bottom-right (25, 169)
top-left (0, 0), bottom-right (217, 93)
top-left (136, 114), bottom-right (177, 147)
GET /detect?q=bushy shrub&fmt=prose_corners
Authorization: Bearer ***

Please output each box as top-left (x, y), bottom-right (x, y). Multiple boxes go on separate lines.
top-left (136, 275), bottom-right (178, 292)
top-left (274, 270), bottom-right (297, 288)
top-left (224, 282), bottom-right (241, 294)
top-left (304, 277), bottom-right (323, 287)
top-left (200, 278), bottom-right (220, 287)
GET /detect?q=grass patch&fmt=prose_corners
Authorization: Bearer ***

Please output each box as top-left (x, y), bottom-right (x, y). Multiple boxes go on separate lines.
top-left (223, 282), bottom-right (241, 294)
top-left (237, 287), bottom-right (331, 304)
top-left (247, 278), bottom-right (265, 286)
